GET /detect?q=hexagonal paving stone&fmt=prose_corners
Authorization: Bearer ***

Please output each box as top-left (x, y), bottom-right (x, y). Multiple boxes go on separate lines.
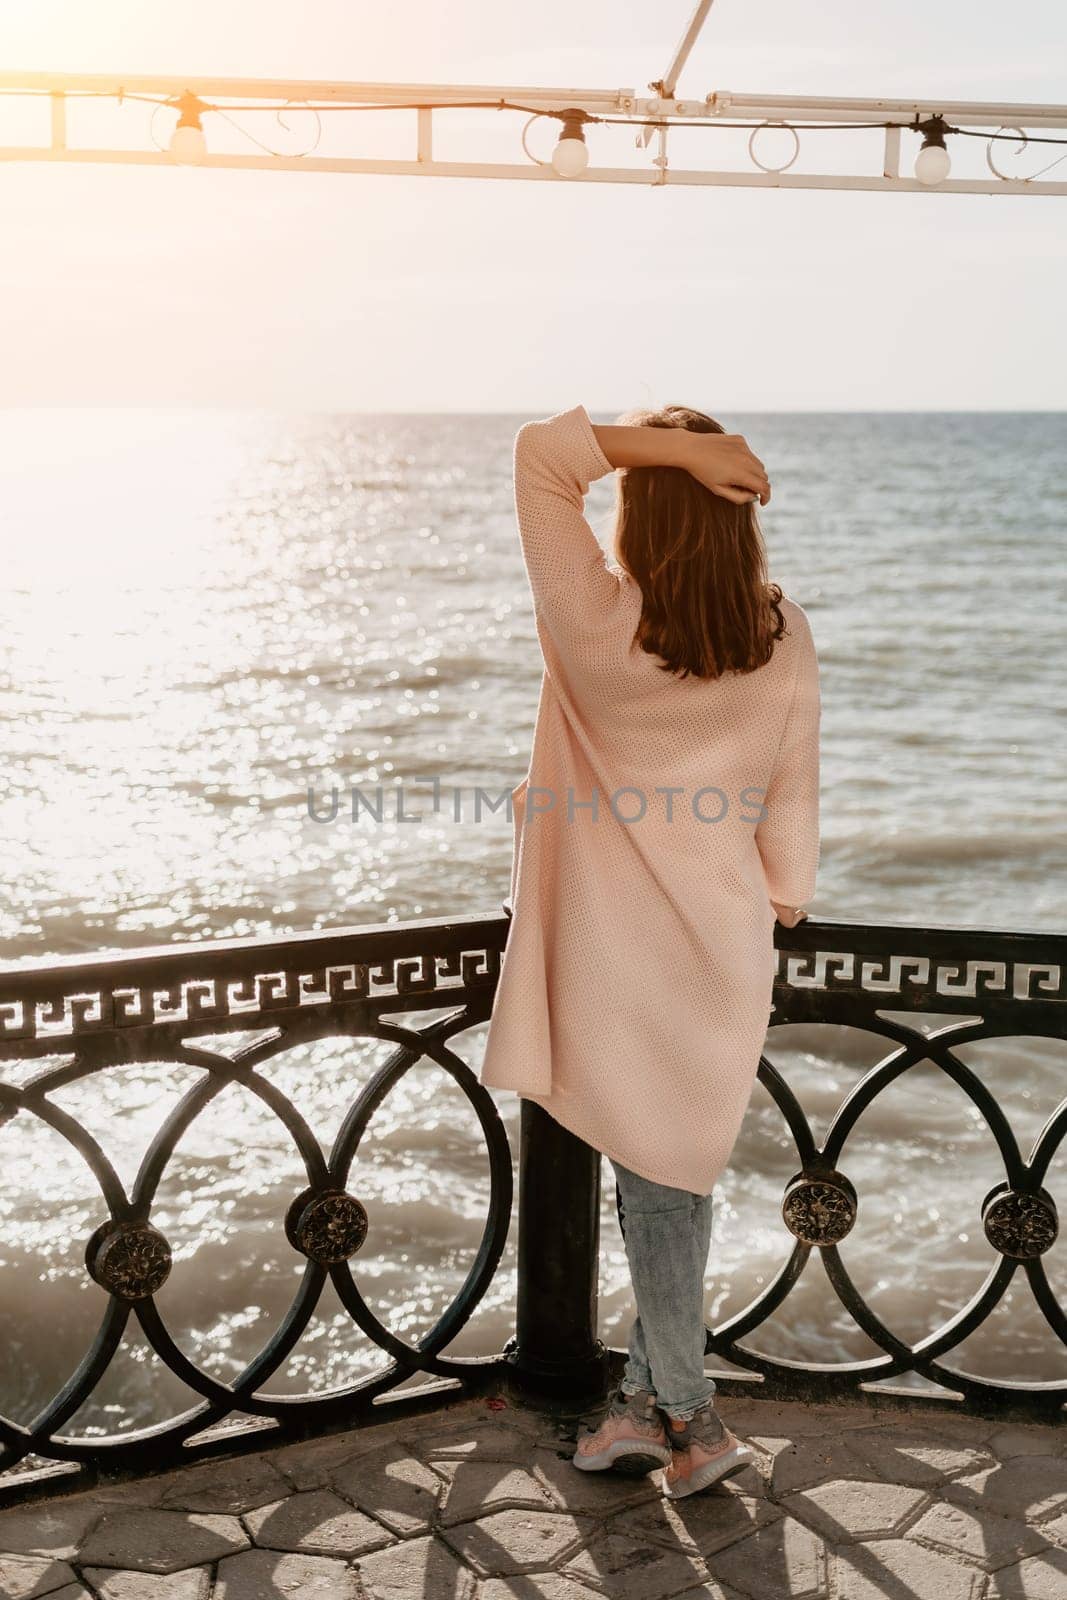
top-left (403, 1399), bottom-right (483, 1432)
top-left (83, 1457), bottom-right (269, 1513)
top-left (727, 1403), bottom-right (881, 1441)
top-left (244, 1488), bottom-right (396, 1556)
top-left (0, 1554), bottom-right (77, 1599)
top-left (908, 1496), bottom-right (1049, 1571)
top-left (436, 1460), bottom-right (557, 1526)
top-left (986, 1546), bottom-right (1067, 1599)
top-left (617, 1488), bottom-right (780, 1560)
top-left (78, 1508), bottom-right (249, 1573)
top-left (441, 1508), bottom-right (595, 1578)
top-left (703, 1516), bottom-right (828, 1599)
top-left (562, 1529), bottom-right (710, 1599)
top-left (483, 1400), bottom-right (569, 1443)
top-left (415, 1420), bottom-right (534, 1462)
top-left (601, 1499), bottom-right (701, 1561)
top-left (906, 1411), bottom-right (1000, 1450)
top-left (330, 1439), bottom-right (442, 1535)
top-left (844, 1426), bottom-right (993, 1489)
top-left (480, 1575), bottom-right (605, 1600)
top-left (531, 1448), bottom-right (663, 1517)
top-left (83, 1571), bottom-right (210, 1600)
top-left (781, 1477), bottom-right (928, 1541)
top-left (267, 1425), bottom-right (405, 1491)
top-left (214, 1548), bottom-right (359, 1599)
top-left (354, 1532), bottom-right (477, 1599)
top-left (945, 1455), bottom-right (1067, 1522)
top-left (988, 1425), bottom-right (1066, 1461)
top-left (755, 1433), bottom-right (869, 1497)
top-left (155, 1454), bottom-right (291, 1514)
top-left (66, 1479), bottom-right (169, 1510)
top-left (0, 1497), bottom-right (102, 1558)
top-left (831, 1536), bottom-right (986, 1600)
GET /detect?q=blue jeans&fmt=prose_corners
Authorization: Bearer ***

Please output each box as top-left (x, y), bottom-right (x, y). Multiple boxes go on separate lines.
top-left (610, 1158), bottom-right (718, 1422)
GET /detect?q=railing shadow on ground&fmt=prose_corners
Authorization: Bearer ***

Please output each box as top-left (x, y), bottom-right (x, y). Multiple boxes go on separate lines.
top-left (0, 908), bottom-right (1063, 1504)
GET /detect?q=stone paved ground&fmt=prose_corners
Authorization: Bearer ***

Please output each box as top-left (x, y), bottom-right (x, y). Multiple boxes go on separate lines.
top-left (0, 1392), bottom-right (1064, 1599)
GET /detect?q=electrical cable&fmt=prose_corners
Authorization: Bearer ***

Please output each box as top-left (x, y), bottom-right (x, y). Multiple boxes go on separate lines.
top-left (2, 87), bottom-right (1067, 145)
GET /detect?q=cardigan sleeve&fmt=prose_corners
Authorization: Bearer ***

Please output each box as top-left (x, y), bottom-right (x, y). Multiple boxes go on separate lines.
top-left (756, 607), bottom-right (822, 908)
top-left (512, 405), bottom-right (621, 624)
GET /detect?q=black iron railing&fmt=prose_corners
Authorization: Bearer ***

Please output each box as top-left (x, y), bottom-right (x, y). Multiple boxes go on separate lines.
top-left (0, 909), bottom-right (1063, 1497)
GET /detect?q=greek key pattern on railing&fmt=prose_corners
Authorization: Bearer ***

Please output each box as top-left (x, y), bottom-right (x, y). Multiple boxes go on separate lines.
top-left (0, 917), bottom-right (506, 1056)
top-left (765, 919), bottom-right (1067, 1029)
top-left (0, 951), bottom-right (504, 1046)
top-left (1, 915), bottom-right (1063, 1057)
top-left (771, 950), bottom-right (1065, 1006)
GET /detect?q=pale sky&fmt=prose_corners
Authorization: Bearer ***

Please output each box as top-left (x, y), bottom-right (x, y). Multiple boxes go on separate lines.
top-left (2, 0), bottom-right (1065, 409)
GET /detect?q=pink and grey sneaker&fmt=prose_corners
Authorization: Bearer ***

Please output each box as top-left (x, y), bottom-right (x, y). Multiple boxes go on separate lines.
top-left (662, 1401), bottom-right (754, 1499)
top-left (572, 1386), bottom-right (672, 1475)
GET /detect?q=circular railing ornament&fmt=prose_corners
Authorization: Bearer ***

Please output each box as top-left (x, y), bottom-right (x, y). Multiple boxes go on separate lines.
top-left (986, 125), bottom-right (1029, 183)
top-left (85, 1219), bottom-right (173, 1301)
top-left (748, 120), bottom-right (801, 175)
top-left (781, 1168), bottom-right (858, 1246)
top-left (981, 1182), bottom-right (1058, 1259)
top-left (286, 1186), bottom-right (369, 1265)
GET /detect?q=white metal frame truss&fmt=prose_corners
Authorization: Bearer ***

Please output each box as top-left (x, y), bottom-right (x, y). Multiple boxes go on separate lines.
top-left (1, 2), bottom-right (1065, 197)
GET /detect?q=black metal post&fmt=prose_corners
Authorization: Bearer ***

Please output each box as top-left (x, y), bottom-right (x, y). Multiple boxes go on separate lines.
top-left (507, 1098), bottom-right (611, 1404)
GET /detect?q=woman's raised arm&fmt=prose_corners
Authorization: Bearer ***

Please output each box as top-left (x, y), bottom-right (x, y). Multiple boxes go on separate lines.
top-left (591, 423), bottom-right (771, 506)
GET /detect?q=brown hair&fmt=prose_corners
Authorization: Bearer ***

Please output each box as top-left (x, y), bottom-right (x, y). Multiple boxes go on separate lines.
top-left (612, 404), bottom-right (786, 680)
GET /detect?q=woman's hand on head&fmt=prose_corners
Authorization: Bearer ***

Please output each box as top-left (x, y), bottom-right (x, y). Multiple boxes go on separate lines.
top-left (679, 431), bottom-right (771, 506)
top-left (592, 420), bottom-right (769, 504)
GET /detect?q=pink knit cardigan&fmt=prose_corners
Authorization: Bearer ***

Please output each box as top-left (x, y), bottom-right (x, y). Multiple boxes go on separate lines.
top-left (479, 405), bottom-right (821, 1195)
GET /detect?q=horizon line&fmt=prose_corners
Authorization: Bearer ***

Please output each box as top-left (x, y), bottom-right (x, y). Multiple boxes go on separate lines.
top-left (2, 405), bottom-right (1063, 417)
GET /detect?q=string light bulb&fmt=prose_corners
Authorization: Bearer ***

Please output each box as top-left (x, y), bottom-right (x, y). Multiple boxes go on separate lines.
top-left (551, 109), bottom-right (589, 178)
top-left (914, 117), bottom-right (951, 185)
top-left (170, 93), bottom-right (208, 164)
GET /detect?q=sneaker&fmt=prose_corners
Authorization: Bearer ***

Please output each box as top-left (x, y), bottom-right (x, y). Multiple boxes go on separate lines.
top-left (572, 1386), bottom-right (672, 1475)
top-left (662, 1401), bottom-right (754, 1499)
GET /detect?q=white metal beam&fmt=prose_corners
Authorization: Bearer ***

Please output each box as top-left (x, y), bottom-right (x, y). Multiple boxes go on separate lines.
top-left (2, 145), bottom-right (1062, 196)
top-left (702, 89), bottom-right (1067, 127)
top-left (1, 73), bottom-right (1065, 196)
top-left (0, 70), bottom-right (638, 110)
